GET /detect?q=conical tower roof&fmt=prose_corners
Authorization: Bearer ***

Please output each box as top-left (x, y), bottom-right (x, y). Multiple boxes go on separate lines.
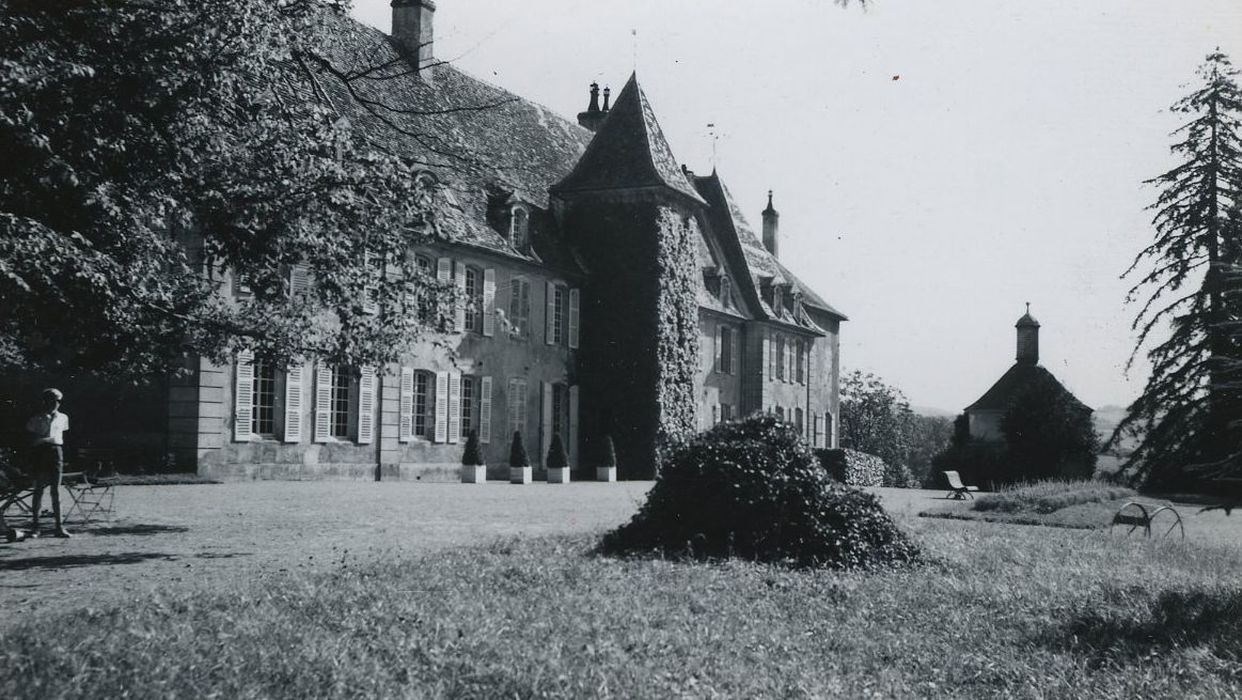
top-left (552, 73), bottom-right (704, 204)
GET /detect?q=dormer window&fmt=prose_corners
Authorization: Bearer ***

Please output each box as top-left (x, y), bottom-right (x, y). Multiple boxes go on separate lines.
top-left (720, 275), bottom-right (732, 309)
top-left (772, 286), bottom-right (783, 318)
top-left (509, 205), bottom-right (530, 251)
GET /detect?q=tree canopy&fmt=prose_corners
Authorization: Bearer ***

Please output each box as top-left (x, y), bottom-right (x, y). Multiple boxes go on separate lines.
top-left (1113, 50), bottom-right (1242, 488)
top-left (0, 0), bottom-right (452, 379)
top-left (1001, 372), bottom-right (1098, 481)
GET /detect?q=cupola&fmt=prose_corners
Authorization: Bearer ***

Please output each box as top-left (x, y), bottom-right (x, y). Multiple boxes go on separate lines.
top-left (1016, 303), bottom-right (1040, 364)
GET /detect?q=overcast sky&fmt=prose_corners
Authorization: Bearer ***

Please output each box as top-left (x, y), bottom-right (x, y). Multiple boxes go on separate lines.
top-left (351, 0), bottom-right (1242, 412)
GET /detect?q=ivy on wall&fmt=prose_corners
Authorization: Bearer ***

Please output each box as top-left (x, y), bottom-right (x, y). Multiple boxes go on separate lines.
top-left (653, 206), bottom-right (701, 466)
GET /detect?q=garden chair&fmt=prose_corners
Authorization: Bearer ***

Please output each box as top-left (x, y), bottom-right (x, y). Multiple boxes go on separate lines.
top-left (62, 448), bottom-right (117, 525)
top-left (943, 470), bottom-right (979, 500)
top-left (1, 461), bottom-right (36, 539)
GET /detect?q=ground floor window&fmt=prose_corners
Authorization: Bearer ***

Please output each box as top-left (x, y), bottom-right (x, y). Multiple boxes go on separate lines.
top-left (794, 407), bottom-right (804, 435)
top-left (330, 365), bottom-right (351, 439)
top-left (414, 371), bottom-right (434, 439)
top-left (252, 360), bottom-right (277, 436)
top-left (461, 375), bottom-right (478, 438)
top-left (720, 403), bottom-right (734, 422)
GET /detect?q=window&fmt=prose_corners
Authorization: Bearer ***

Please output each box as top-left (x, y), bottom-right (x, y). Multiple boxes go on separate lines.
top-left (414, 371), bottom-right (434, 439)
top-left (775, 335), bottom-right (786, 382)
top-left (461, 375), bottom-right (477, 438)
top-left (552, 284), bottom-right (568, 345)
top-left (252, 359), bottom-right (277, 436)
top-left (510, 206), bottom-right (530, 250)
top-left (772, 286), bottom-right (783, 317)
top-left (796, 339), bottom-right (805, 384)
top-left (329, 365), bottom-right (351, 439)
top-left (415, 254), bottom-right (434, 323)
top-left (507, 377), bottom-right (528, 438)
top-left (826, 412), bottom-right (835, 448)
top-left (795, 407), bottom-right (804, 435)
top-left (719, 326), bottom-right (735, 374)
top-left (769, 334), bottom-right (777, 380)
top-left (775, 406), bottom-right (785, 422)
top-left (720, 403), bottom-right (734, 422)
top-left (720, 275), bottom-right (732, 309)
top-left (552, 383), bottom-right (568, 440)
top-left (464, 267), bottom-right (483, 333)
top-left (509, 276), bottom-right (532, 338)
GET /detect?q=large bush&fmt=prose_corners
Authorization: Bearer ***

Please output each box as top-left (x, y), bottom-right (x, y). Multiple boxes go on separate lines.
top-left (601, 415), bottom-right (920, 569)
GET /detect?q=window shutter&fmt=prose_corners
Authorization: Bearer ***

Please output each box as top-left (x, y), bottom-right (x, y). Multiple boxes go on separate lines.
top-left (363, 251), bottom-right (379, 315)
top-left (568, 288), bottom-right (580, 349)
top-left (357, 366), bottom-right (376, 445)
top-left (284, 363), bottom-right (304, 443)
top-left (521, 282), bottom-right (531, 333)
top-left (448, 371), bottom-right (462, 444)
top-left (454, 262), bottom-right (467, 332)
top-left (479, 376), bottom-right (493, 444)
top-left (568, 385), bottom-right (579, 467)
top-left (509, 278), bottom-right (521, 336)
top-left (436, 257), bottom-right (451, 283)
top-left (314, 364), bottom-right (333, 443)
top-left (768, 334), bottom-right (777, 380)
top-left (714, 327), bottom-right (723, 373)
top-left (482, 268), bottom-right (496, 337)
top-left (399, 367), bottom-right (414, 443)
top-left (434, 370), bottom-right (449, 443)
top-left (540, 382), bottom-right (554, 466)
top-left (784, 340), bottom-right (792, 383)
top-left (234, 351), bottom-right (254, 442)
top-left (725, 330), bottom-right (735, 377)
top-left (545, 281), bottom-right (556, 345)
top-left (289, 265), bottom-right (310, 296)
top-left (712, 404), bottom-right (720, 425)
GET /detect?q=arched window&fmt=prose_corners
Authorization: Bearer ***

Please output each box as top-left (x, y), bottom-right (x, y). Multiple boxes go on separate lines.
top-left (510, 205), bottom-right (530, 250)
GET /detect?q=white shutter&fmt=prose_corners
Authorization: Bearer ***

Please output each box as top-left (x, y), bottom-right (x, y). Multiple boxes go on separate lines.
top-left (714, 327), bottom-right (723, 374)
top-left (399, 367), bottom-right (414, 443)
top-left (284, 363), bottom-right (304, 443)
top-left (363, 250), bottom-right (378, 315)
top-left (436, 257), bottom-right (451, 282)
top-left (357, 366), bottom-right (376, 445)
top-left (786, 340), bottom-right (793, 384)
top-left (289, 265), bottom-right (310, 296)
top-left (479, 376), bottom-right (493, 444)
top-left (541, 382), bottom-right (554, 466)
top-left (482, 268), bottom-right (496, 337)
top-left (314, 364), bottom-right (333, 443)
top-left (448, 371), bottom-right (462, 444)
top-left (434, 370), bottom-right (449, 443)
top-left (568, 385), bottom-right (580, 467)
top-left (731, 329), bottom-right (739, 376)
top-left (454, 262), bottom-right (467, 332)
top-left (568, 288), bottom-right (580, 349)
top-left (545, 281), bottom-right (556, 345)
top-left (233, 351), bottom-right (254, 442)
top-left (768, 334), bottom-right (776, 380)
top-left (713, 404), bottom-right (720, 425)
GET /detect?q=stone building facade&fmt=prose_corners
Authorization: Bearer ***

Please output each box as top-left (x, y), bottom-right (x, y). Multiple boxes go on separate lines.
top-left (26, 2), bottom-right (846, 480)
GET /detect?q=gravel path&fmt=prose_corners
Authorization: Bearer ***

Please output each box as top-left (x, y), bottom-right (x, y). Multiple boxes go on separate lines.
top-left (0, 480), bottom-right (654, 628)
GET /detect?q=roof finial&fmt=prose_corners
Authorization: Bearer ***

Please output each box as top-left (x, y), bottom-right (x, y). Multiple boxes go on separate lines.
top-left (767, 190), bottom-right (774, 208)
top-left (1026, 301), bottom-right (1031, 314)
top-left (601, 86), bottom-right (611, 112)
top-left (587, 82), bottom-right (600, 113)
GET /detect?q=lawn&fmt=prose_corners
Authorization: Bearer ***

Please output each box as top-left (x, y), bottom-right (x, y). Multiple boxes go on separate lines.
top-left (2, 501), bottom-right (1241, 698)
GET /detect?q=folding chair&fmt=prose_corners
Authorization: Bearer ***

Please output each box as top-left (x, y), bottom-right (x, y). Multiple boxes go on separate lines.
top-left (1, 468), bottom-right (36, 538)
top-left (62, 448), bottom-right (117, 526)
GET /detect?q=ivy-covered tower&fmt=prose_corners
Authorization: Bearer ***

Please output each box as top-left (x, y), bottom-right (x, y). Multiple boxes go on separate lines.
top-left (551, 73), bottom-right (704, 479)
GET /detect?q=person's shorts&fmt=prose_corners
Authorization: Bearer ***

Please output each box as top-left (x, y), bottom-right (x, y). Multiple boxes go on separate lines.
top-left (30, 445), bottom-right (63, 481)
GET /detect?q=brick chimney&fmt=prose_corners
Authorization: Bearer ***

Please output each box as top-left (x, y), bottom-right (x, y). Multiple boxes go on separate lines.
top-left (392, 0), bottom-right (435, 71)
top-left (577, 82), bottom-right (607, 132)
top-left (1016, 303), bottom-right (1040, 365)
top-left (762, 190), bottom-right (780, 258)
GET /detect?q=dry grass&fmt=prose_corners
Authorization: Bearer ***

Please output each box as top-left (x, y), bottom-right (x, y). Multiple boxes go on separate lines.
top-left (2, 513), bottom-right (1241, 698)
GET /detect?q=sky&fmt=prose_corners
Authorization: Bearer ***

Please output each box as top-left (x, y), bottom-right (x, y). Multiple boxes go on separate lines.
top-left (351, 0), bottom-right (1242, 412)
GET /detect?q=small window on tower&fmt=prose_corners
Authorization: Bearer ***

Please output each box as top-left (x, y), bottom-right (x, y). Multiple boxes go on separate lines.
top-left (510, 206), bottom-right (530, 250)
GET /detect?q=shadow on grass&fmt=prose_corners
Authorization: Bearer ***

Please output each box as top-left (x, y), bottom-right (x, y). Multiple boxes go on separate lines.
top-left (85, 524), bottom-right (190, 537)
top-left (1041, 585), bottom-right (1242, 662)
top-left (0, 552), bottom-right (176, 571)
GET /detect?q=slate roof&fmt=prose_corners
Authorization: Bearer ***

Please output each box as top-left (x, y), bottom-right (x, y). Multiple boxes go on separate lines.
top-left (298, 15), bottom-right (592, 264)
top-left (965, 363), bottom-right (1092, 413)
top-left (693, 173), bottom-right (847, 323)
top-left (552, 74), bottom-right (705, 204)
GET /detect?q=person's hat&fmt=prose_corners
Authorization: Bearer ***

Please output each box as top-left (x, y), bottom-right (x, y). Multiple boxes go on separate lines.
top-left (41, 388), bottom-right (63, 401)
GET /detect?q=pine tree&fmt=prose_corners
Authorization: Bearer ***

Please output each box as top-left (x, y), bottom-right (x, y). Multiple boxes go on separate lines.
top-left (1114, 50), bottom-right (1242, 488)
top-left (461, 430), bottom-right (483, 466)
top-left (600, 433), bottom-right (618, 469)
top-left (547, 433), bottom-right (568, 470)
top-left (508, 431), bottom-right (530, 468)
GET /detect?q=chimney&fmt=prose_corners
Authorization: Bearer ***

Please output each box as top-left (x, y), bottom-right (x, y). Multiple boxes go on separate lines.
top-left (762, 190), bottom-right (780, 258)
top-left (602, 86), bottom-right (611, 112)
top-left (391, 0), bottom-right (435, 71)
top-left (577, 82), bottom-right (607, 132)
top-left (1015, 303), bottom-right (1040, 364)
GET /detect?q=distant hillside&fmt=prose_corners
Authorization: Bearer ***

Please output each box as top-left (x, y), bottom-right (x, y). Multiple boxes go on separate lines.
top-left (1094, 404), bottom-right (1140, 455)
top-left (911, 405), bottom-right (955, 419)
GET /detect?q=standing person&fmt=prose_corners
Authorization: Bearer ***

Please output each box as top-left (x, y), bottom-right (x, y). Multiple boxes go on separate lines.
top-left (26, 388), bottom-right (70, 538)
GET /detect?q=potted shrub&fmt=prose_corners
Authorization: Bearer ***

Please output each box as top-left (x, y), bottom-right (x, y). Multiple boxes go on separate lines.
top-left (597, 433), bottom-right (618, 482)
top-left (546, 433), bottom-right (570, 484)
top-left (508, 431), bottom-right (532, 484)
top-left (460, 430), bottom-right (486, 483)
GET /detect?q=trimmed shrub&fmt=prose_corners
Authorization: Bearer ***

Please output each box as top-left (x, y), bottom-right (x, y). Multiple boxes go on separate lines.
top-left (602, 414), bottom-right (920, 569)
top-left (973, 480), bottom-right (1136, 514)
top-left (547, 433), bottom-right (568, 470)
top-left (461, 430), bottom-right (483, 466)
top-left (816, 448), bottom-right (885, 487)
top-left (508, 431), bottom-right (530, 468)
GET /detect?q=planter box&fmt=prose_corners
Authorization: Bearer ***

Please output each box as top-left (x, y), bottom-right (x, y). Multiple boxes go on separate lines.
top-left (510, 466), bottom-right (532, 484)
top-left (460, 465), bottom-right (487, 484)
top-left (547, 467), bottom-right (570, 484)
top-left (596, 466), bottom-right (617, 482)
